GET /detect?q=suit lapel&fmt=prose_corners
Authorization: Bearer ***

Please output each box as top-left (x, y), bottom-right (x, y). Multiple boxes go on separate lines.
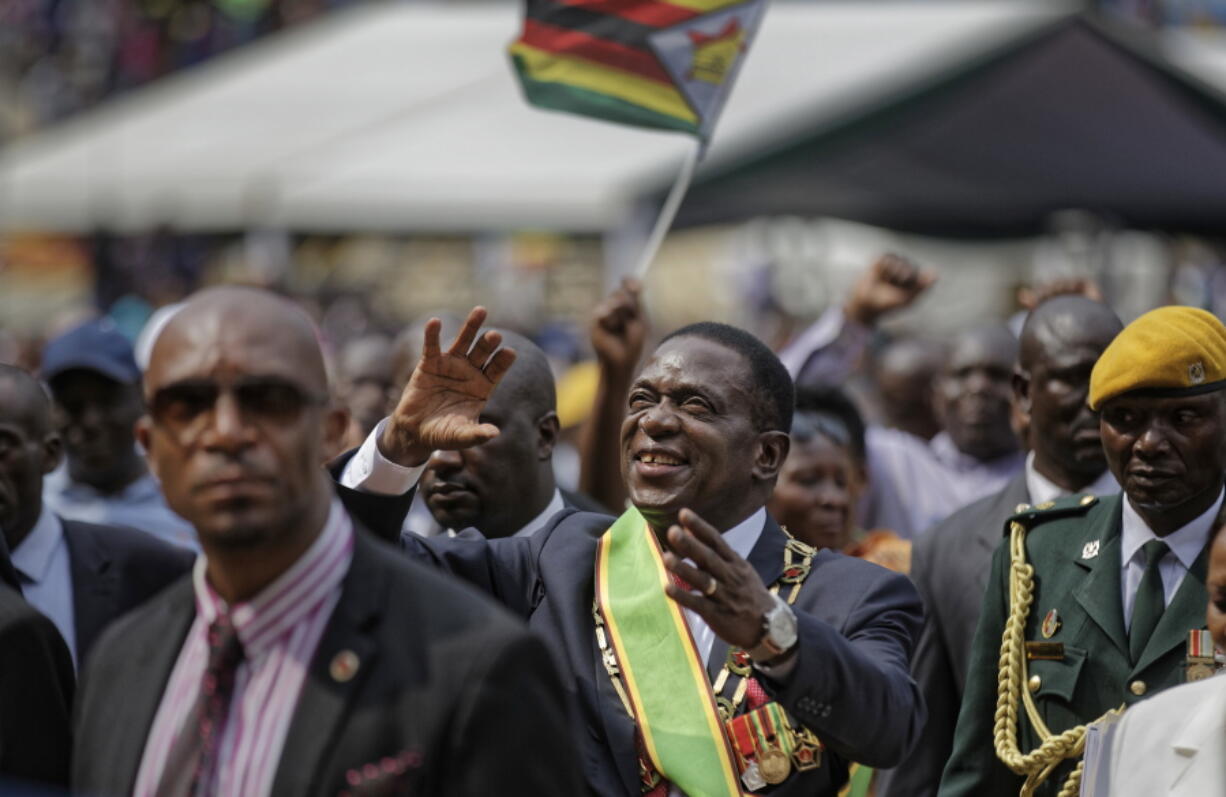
top-left (1132, 544), bottom-right (1210, 677)
top-left (270, 529), bottom-right (383, 795)
top-left (1071, 497), bottom-right (1128, 659)
top-left (63, 521), bottom-right (121, 658)
top-left (980, 474), bottom-right (1030, 549)
top-left (592, 617), bottom-right (641, 796)
top-left (705, 516), bottom-right (786, 682)
top-left (114, 581), bottom-right (196, 794)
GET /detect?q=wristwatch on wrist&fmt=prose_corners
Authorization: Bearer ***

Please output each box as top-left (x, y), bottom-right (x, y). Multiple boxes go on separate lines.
top-left (748, 593), bottom-right (798, 663)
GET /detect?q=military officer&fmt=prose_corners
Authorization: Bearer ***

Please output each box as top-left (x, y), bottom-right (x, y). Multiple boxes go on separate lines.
top-left (940, 305), bottom-right (1226, 797)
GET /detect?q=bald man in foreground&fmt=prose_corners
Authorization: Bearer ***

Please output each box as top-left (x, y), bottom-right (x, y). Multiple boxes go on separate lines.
top-left (72, 287), bottom-right (582, 797)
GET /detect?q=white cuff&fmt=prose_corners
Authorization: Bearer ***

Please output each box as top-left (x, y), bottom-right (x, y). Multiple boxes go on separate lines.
top-left (338, 418), bottom-right (424, 495)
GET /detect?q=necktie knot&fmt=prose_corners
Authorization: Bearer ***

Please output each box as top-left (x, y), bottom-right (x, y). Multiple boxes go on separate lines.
top-left (1141, 538), bottom-right (1170, 569)
top-left (206, 616), bottom-right (244, 671)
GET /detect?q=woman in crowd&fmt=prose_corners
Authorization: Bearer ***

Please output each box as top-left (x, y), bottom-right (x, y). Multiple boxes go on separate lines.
top-left (768, 387), bottom-right (910, 574)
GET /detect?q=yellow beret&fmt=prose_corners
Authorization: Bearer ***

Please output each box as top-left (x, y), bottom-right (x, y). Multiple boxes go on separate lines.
top-left (1088, 305), bottom-right (1226, 410)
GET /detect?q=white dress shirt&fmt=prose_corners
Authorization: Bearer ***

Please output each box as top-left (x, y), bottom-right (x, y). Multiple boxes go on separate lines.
top-left (1023, 452), bottom-right (1119, 507)
top-left (10, 508), bottom-right (77, 667)
top-left (1119, 488), bottom-right (1224, 630)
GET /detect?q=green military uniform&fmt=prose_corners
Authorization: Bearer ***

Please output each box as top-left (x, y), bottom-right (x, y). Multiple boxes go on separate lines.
top-left (939, 492), bottom-right (1211, 797)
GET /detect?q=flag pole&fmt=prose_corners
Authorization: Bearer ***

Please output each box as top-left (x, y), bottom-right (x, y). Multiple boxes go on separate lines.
top-left (633, 140), bottom-right (703, 279)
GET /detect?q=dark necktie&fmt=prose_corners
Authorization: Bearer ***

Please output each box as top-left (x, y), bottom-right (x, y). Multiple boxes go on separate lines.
top-left (155, 615), bottom-right (245, 797)
top-left (1129, 539), bottom-right (1170, 664)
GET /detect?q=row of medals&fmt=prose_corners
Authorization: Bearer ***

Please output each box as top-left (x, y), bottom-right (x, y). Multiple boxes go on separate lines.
top-left (718, 649), bottom-right (822, 791)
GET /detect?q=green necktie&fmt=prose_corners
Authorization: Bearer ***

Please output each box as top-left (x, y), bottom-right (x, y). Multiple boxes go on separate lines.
top-left (1129, 539), bottom-right (1170, 664)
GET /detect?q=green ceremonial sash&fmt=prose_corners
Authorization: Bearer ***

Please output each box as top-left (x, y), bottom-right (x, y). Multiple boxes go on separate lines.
top-left (595, 507), bottom-right (744, 797)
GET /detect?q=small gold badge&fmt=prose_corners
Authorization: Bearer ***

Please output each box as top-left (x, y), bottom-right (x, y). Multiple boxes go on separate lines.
top-left (330, 649), bottom-right (360, 683)
top-left (1190, 362), bottom-right (1206, 385)
top-left (1082, 540), bottom-right (1100, 560)
top-left (1041, 609), bottom-right (1061, 639)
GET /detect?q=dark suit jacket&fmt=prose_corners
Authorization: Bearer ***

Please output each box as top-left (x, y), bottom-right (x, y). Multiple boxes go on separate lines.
top-left (878, 473), bottom-right (1029, 797)
top-left (941, 493), bottom-right (1207, 797)
top-left (561, 488), bottom-right (609, 516)
top-left (60, 470), bottom-right (410, 668)
top-left (395, 508), bottom-right (925, 797)
top-left (62, 519), bottom-right (195, 665)
top-left (0, 583), bottom-right (74, 787)
top-left (72, 517), bottom-right (583, 797)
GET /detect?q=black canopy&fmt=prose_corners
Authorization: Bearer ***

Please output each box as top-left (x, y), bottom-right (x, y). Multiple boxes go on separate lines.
top-left (675, 16), bottom-right (1226, 237)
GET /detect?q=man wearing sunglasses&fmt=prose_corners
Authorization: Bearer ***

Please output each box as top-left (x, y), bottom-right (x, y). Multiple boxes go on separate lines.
top-left (72, 286), bottom-right (582, 797)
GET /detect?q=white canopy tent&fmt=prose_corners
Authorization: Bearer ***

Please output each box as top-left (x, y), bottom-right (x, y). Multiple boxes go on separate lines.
top-left (0, 1), bottom-right (1077, 233)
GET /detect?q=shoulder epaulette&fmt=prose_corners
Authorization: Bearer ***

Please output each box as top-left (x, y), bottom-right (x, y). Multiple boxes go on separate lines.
top-left (1007, 493), bottom-right (1099, 527)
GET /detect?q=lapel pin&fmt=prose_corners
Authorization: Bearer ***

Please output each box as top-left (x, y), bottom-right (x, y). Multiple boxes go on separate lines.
top-left (1041, 609), bottom-right (1061, 638)
top-left (330, 650), bottom-right (360, 683)
top-left (1082, 540), bottom-right (1100, 560)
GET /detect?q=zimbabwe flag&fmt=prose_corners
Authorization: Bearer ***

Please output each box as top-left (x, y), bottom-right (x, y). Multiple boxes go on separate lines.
top-left (509, 0), bottom-right (768, 139)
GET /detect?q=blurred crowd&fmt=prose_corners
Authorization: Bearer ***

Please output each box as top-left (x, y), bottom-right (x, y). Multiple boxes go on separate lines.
top-left (1, 0), bottom-right (373, 143)
top-left (3, 230), bottom-right (1226, 797)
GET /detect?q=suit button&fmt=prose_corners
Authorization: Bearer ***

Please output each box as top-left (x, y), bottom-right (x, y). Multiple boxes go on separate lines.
top-left (1129, 680), bottom-right (1146, 696)
top-left (820, 705), bottom-right (832, 718)
top-left (1028, 675), bottom-right (1041, 693)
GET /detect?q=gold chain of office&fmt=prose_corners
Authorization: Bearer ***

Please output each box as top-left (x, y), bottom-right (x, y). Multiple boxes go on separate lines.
top-left (593, 528), bottom-right (819, 792)
top-left (595, 528), bottom-right (817, 722)
top-left (993, 515), bottom-right (1124, 797)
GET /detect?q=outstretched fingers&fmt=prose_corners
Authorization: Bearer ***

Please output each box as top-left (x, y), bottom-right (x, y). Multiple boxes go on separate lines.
top-left (466, 329), bottom-right (503, 368)
top-left (447, 306), bottom-right (489, 356)
top-left (483, 347), bottom-right (517, 387)
top-left (421, 318), bottom-right (443, 360)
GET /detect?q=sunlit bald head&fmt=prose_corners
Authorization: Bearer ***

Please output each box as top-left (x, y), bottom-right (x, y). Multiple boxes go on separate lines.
top-left (146, 285), bottom-right (328, 398)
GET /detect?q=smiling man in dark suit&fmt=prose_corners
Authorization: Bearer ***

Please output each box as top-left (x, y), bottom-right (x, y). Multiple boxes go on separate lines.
top-left (72, 287), bottom-right (581, 797)
top-left (340, 308), bottom-right (925, 796)
top-left (0, 364), bottom-right (193, 669)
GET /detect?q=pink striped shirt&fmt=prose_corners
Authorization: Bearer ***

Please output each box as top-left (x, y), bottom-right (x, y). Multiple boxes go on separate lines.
top-left (133, 501), bottom-right (354, 797)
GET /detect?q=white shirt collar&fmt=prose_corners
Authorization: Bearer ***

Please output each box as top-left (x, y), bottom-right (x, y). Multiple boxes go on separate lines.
top-left (514, 489), bottom-right (567, 538)
top-left (10, 507), bottom-right (64, 584)
top-left (1120, 487), bottom-right (1224, 571)
top-left (721, 507), bottom-right (768, 561)
top-left (1024, 451), bottom-right (1119, 507)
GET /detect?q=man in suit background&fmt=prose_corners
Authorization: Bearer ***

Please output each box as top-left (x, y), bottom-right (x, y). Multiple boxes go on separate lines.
top-left (778, 255), bottom-right (1025, 539)
top-left (0, 364), bottom-right (194, 668)
top-left (0, 531), bottom-right (74, 789)
top-left (407, 329), bottom-right (602, 539)
top-left (341, 309), bottom-right (925, 796)
top-left (40, 318), bottom-right (197, 550)
top-left (73, 287), bottom-right (581, 797)
top-left (879, 295), bottom-right (1121, 796)
top-left (942, 305), bottom-right (1226, 796)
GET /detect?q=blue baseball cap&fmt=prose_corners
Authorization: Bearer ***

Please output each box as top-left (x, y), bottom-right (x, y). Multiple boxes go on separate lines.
top-left (41, 318), bottom-right (141, 385)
